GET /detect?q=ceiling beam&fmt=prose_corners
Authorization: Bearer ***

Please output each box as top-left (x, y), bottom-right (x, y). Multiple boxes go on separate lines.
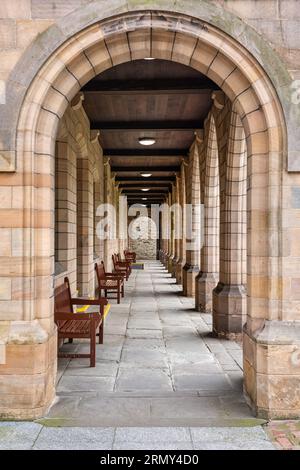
top-left (119, 184), bottom-right (171, 189)
top-left (116, 176), bottom-right (176, 182)
top-left (127, 201), bottom-right (164, 205)
top-left (82, 78), bottom-right (218, 94)
top-left (91, 120), bottom-right (203, 131)
top-left (111, 166), bottom-right (181, 173)
top-left (104, 149), bottom-right (187, 157)
top-left (122, 189), bottom-right (168, 194)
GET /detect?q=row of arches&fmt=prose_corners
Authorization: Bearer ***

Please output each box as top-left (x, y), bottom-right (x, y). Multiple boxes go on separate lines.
top-left (0, 6), bottom-right (298, 421)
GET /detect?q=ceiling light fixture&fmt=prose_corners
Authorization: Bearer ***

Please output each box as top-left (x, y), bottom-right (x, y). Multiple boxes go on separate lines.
top-left (144, 57), bottom-right (155, 60)
top-left (139, 137), bottom-right (156, 146)
top-left (142, 197), bottom-right (147, 200)
top-left (141, 188), bottom-right (150, 192)
top-left (141, 173), bottom-right (152, 177)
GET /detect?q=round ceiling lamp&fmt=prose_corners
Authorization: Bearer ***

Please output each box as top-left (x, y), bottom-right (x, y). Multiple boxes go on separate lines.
top-left (141, 173), bottom-right (152, 177)
top-left (141, 188), bottom-right (150, 192)
top-left (139, 137), bottom-right (156, 146)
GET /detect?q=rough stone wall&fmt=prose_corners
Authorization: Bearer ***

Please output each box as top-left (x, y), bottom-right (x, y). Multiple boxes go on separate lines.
top-left (129, 216), bottom-right (157, 260)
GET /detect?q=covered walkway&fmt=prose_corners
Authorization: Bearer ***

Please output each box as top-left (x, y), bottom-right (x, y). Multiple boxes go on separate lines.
top-left (50, 261), bottom-right (254, 427)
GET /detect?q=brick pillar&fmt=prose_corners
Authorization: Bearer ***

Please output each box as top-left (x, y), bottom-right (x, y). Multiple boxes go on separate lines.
top-left (55, 140), bottom-right (77, 294)
top-left (213, 111), bottom-right (247, 338)
top-left (183, 140), bottom-right (201, 297)
top-left (161, 199), bottom-right (170, 268)
top-left (175, 162), bottom-right (186, 284)
top-left (168, 190), bottom-right (175, 274)
top-left (196, 116), bottom-right (219, 312)
top-left (77, 156), bottom-right (94, 297)
top-left (94, 180), bottom-right (104, 263)
top-left (172, 177), bottom-right (181, 278)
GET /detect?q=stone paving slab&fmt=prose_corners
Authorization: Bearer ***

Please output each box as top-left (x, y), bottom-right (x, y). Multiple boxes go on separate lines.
top-left (173, 373), bottom-right (233, 392)
top-left (0, 422), bottom-right (42, 450)
top-left (57, 376), bottom-right (115, 393)
top-left (0, 422), bottom-right (277, 450)
top-left (33, 427), bottom-right (115, 450)
top-left (115, 368), bottom-right (173, 392)
top-left (126, 328), bottom-right (163, 339)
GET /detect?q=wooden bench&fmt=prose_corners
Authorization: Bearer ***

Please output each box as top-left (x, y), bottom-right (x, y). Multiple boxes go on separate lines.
top-left (124, 249), bottom-right (136, 263)
top-left (112, 253), bottom-right (131, 280)
top-left (54, 277), bottom-right (107, 367)
top-left (95, 261), bottom-right (125, 304)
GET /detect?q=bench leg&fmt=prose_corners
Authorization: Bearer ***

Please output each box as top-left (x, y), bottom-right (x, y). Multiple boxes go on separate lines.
top-left (99, 321), bottom-right (104, 344)
top-left (122, 284), bottom-right (124, 297)
top-left (90, 329), bottom-right (96, 367)
top-left (117, 288), bottom-right (120, 304)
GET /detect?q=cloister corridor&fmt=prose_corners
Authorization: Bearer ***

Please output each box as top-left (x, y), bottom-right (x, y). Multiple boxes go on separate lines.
top-left (3, 0), bottom-right (300, 452)
top-left (52, 261), bottom-right (248, 427)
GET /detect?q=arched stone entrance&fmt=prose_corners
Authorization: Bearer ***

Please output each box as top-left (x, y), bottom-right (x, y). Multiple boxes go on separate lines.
top-left (0, 1), bottom-right (298, 420)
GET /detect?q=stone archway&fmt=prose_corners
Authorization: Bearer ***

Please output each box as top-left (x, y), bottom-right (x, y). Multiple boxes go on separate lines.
top-left (0, 4), bottom-right (296, 420)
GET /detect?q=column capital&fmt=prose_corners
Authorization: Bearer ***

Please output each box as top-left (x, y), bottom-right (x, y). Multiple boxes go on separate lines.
top-left (211, 90), bottom-right (225, 110)
top-left (71, 91), bottom-right (85, 110)
top-left (90, 129), bottom-right (100, 144)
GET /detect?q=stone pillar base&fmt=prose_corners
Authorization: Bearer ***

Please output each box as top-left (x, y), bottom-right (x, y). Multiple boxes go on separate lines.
top-left (243, 320), bottom-right (300, 419)
top-left (195, 271), bottom-right (218, 312)
top-left (212, 283), bottom-right (246, 339)
top-left (167, 255), bottom-right (174, 274)
top-left (0, 321), bottom-right (57, 420)
top-left (163, 253), bottom-right (170, 269)
top-left (171, 256), bottom-right (179, 278)
top-left (182, 263), bottom-right (199, 297)
top-left (175, 259), bottom-right (185, 285)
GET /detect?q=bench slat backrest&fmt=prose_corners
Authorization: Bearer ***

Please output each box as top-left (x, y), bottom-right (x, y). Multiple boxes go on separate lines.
top-left (54, 278), bottom-right (73, 314)
top-left (95, 262), bottom-right (106, 282)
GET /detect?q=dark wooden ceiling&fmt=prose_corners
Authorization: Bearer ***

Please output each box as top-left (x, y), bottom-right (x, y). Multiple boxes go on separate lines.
top-left (82, 59), bottom-right (217, 203)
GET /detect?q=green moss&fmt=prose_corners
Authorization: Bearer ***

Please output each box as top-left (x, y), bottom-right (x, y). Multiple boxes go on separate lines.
top-left (35, 418), bottom-right (69, 428)
top-left (224, 418), bottom-right (267, 427)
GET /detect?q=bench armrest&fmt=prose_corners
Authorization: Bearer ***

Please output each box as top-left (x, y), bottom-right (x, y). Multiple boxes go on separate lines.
top-left (55, 311), bottom-right (101, 321)
top-left (116, 261), bottom-right (130, 267)
top-left (71, 297), bottom-right (108, 306)
top-left (105, 273), bottom-right (124, 279)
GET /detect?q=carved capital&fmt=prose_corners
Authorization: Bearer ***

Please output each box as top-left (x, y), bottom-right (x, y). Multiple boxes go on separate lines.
top-left (211, 90), bottom-right (225, 110)
top-left (90, 129), bottom-right (100, 144)
top-left (71, 92), bottom-right (84, 110)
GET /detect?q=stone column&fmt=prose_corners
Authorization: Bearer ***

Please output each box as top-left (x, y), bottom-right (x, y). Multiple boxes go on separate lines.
top-left (55, 140), bottom-right (77, 294)
top-left (91, 131), bottom-right (104, 264)
top-left (172, 177), bottom-right (181, 278)
top-left (168, 190), bottom-right (175, 274)
top-left (182, 138), bottom-right (201, 297)
top-left (212, 111), bottom-right (247, 338)
top-left (161, 197), bottom-right (170, 268)
top-left (77, 155), bottom-right (94, 297)
top-left (103, 157), bottom-right (112, 271)
top-left (196, 116), bottom-right (219, 312)
top-left (175, 162), bottom-right (187, 284)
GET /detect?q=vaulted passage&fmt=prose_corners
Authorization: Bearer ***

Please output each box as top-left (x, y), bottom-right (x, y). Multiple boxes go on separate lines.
top-left (50, 261), bottom-right (252, 427)
top-left (0, 3), bottom-right (299, 428)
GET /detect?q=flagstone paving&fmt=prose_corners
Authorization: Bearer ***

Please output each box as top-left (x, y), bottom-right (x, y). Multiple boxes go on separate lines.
top-left (0, 261), bottom-right (280, 449)
top-left (51, 261), bottom-right (256, 427)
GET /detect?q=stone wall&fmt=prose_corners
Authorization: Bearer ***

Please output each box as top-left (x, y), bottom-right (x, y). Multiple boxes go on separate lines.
top-left (129, 216), bottom-right (157, 260)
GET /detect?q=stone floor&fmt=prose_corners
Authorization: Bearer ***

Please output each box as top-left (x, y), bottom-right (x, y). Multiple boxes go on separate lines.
top-left (0, 261), bottom-right (277, 450)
